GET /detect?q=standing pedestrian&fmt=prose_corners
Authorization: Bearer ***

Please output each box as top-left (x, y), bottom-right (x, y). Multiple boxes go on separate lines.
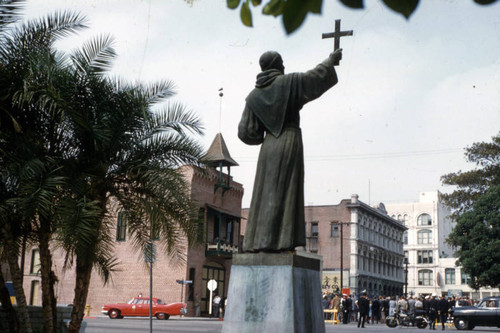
top-left (341, 294), bottom-right (351, 324)
top-left (408, 296), bottom-right (416, 317)
top-left (212, 293), bottom-right (221, 318)
top-left (438, 296), bottom-right (449, 330)
top-left (357, 292), bottom-right (370, 328)
top-left (322, 295), bottom-right (331, 320)
top-left (381, 296), bottom-right (389, 323)
top-left (428, 295), bottom-right (439, 330)
top-left (389, 297), bottom-right (396, 316)
top-left (371, 297), bottom-right (381, 324)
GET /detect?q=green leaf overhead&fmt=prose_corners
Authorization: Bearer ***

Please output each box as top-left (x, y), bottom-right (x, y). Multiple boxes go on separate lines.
top-left (339, 0), bottom-right (364, 9)
top-left (262, 0), bottom-right (285, 16)
top-left (380, 0), bottom-right (419, 19)
top-left (282, 0), bottom-right (322, 34)
top-left (227, 0), bottom-right (240, 10)
top-left (474, 0), bottom-right (497, 4)
top-left (228, 0), bottom-right (498, 34)
top-left (241, 1), bottom-right (253, 27)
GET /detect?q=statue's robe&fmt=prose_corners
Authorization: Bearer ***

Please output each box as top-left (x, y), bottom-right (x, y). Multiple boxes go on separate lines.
top-left (238, 55), bottom-right (338, 252)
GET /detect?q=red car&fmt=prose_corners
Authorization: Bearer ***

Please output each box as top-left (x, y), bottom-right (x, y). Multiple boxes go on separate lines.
top-left (101, 297), bottom-right (187, 320)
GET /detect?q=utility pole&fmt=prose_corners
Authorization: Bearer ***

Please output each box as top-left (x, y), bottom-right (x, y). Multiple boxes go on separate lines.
top-left (404, 260), bottom-right (409, 298)
top-left (340, 222), bottom-right (344, 291)
top-left (337, 221), bottom-right (351, 292)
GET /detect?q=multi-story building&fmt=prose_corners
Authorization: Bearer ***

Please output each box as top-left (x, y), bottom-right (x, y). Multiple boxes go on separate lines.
top-left (21, 133), bottom-right (244, 316)
top-left (385, 191), bottom-right (499, 299)
top-left (242, 194), bottom-right (407, 297)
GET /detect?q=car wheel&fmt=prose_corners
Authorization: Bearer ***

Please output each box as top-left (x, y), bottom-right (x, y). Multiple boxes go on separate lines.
top-left (454, 317), bottom-right (472, 330)
top-left (156, 312), bottom-right (170, 320)
top-left (108, 309), bottom-right (121, 319)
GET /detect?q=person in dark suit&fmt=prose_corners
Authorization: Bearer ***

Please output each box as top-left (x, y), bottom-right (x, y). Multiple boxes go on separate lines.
top-left (357, 293), bottom-right (370, 328)
top-left (438, 296), bottom-right (450, 330)
top-left (428, 295), bottom-right (439, 330)
top-left (341, 294), bottom-right (351, 324)
top-left (371, 297), bottom-right (381, 324)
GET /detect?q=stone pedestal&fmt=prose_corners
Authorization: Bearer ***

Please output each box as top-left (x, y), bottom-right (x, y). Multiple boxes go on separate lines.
top-left (222, 252), bottom-right (324, 333)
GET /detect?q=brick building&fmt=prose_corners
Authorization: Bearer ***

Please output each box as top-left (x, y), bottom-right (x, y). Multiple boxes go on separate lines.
top-left (22, 133), bottom-right (244, 316)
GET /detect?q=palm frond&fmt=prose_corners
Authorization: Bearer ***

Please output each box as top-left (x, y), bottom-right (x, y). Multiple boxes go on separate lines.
top-left (71, 34), bottom-right (116, 76)
top-left (55, 197), bottom-right (103, 261)
top-left (16, 158), bottom-right (66, 220)
top-left (144, 132), bottom-right (205, 166)
top-left (150, 102), bottom-right (205, 136)
top-left (28, 10), bottom-right (88, 43)
top-left (138, 80), bottom-right (177, 105)
top-left (114, 161), bottom-right (199, 265)
top-left (0, 0), bottom-right (24, 32)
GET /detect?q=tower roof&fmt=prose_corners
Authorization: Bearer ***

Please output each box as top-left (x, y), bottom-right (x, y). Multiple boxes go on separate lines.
top-left (202, 133), bottom-right (238, 167)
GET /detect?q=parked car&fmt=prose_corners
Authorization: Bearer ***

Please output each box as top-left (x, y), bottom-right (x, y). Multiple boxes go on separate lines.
top-left (450, 296), bottom-right (500, 330)
top-left (102, 297), bottom-right (187, 320)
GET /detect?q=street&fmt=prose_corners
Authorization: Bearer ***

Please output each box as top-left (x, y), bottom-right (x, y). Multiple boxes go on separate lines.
top-left (80, 317), bottom-right (500, 333)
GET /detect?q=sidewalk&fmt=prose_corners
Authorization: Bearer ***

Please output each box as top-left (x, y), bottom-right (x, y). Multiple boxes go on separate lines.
top-left (86, 315), bottom-right (223, 321)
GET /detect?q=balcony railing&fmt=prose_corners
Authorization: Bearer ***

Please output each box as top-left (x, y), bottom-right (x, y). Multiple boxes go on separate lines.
top-left (205, 240), bottom-right (239, 258)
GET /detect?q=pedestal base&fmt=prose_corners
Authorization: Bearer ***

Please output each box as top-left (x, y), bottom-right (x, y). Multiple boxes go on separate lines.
top-left (222, 252), bottom-right (325, 333)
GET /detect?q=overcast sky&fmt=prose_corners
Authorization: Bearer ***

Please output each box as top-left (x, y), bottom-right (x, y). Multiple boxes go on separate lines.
top-left (24, 0), bottom-right (500, 207)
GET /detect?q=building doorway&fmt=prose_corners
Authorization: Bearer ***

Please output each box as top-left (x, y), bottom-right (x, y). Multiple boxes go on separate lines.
top-left (201, 262), bottom-right (225, 315)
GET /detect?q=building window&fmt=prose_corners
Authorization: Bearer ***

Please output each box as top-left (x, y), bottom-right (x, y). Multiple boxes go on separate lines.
top-left (403, 231), bottom-right (408, 245)
top-left (417, 213), bottom-right (432, 226)
top-left (461, 271), bottom-right (471, 285)
top-left (418, 269), bottom-right (433, 286)
top-left (417, 250), bottom-right (433, 264)
top-left (30, 280), bottom-right (40, 305)
top-left (30, 249), bottom-right (41, 275)
top-left (116, 212), bottom-right (127, 241)
top-left (403, 214), bottom-right (408, 225)
top-left (330, 223), bottom-right (339, 237)
top-left (311, 222), bottom-right (318, 237)
top-left (188, 268), bottom-right (195, 301)
top-left (417, 229), bottom-right (432, 244)
top-left (445, 268), bottom-right (456, 284)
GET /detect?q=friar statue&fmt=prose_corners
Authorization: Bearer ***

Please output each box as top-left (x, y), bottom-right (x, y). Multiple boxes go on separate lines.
top-left (238, 49), bottom-right (342, 252)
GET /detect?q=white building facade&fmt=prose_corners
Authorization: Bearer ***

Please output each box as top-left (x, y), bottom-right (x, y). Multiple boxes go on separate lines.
top-left (385, 191), bottom-right (499, 299)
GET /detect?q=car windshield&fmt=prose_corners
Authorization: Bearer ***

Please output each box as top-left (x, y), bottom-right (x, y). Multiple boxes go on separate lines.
top-left (127, 298), bottom-right (135, 304)
top-left (157, 299), bottom-right (164, 304)
top-left (477, 300), bottom-right (497, 308)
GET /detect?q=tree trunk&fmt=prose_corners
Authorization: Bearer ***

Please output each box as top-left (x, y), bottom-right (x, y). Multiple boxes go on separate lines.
top-left (0, 266), bottom-right (20, 333)
top-left (3, 228), bottom-right (33, 333)
top-left (38, 222), bottom-right (57, 333)
top-left (68, 258), bottom-right (92, 333)
top-left (50, 270), bottom-right (58, 333)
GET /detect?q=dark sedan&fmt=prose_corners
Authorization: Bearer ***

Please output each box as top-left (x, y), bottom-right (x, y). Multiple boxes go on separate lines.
top-left (451, 296), bottom-right (500, 330)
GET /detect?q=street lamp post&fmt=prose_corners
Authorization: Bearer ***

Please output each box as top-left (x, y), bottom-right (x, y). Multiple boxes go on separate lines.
top-left (404, 260), bottom-right (409, 298)
top-left (337, 221), bottom-right (351, 293)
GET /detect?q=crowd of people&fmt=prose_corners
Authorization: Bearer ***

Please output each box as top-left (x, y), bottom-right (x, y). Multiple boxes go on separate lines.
top-left (322, 292), bottom-right (475, 330)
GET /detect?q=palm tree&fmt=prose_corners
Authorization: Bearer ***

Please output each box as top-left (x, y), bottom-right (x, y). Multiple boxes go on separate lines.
top-left (1, 4), bottom-right (88, 332)
top-left (1, 6), bottom-right (205, 333)
top-left (55, 34), bottom-right (205, 333)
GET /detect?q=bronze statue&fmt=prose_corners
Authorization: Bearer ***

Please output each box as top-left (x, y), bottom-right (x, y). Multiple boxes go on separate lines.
top-left (239, 49), bottom-right (342, 252)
